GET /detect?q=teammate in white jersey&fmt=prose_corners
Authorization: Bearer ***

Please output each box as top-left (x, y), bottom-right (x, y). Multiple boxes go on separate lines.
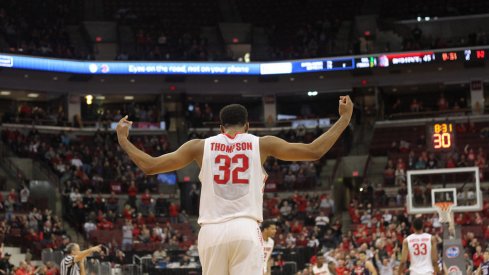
top-left (116, 96), bottom-right (353, 275)
top-left (312, 255), bottom-right (331, 275)
top-left (398, 218), bottom-right (440, 275)
top-left (261, 221), bottom-right (276, 275)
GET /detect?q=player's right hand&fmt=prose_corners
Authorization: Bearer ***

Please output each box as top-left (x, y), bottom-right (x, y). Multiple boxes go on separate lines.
top-left (339, 95), bottom-right (353, 118)
top-left (116, 115), bottom-right (133, 139)
top-left (90, 245), bottom-right (102, 253)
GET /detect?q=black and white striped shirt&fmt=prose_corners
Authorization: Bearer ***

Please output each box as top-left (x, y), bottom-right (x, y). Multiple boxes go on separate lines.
top-left (60, 255), bottom-right (80, 275)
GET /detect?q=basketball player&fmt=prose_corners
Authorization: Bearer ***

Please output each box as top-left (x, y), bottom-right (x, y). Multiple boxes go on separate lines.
top-left (398, 218), bottom-right (440, 275)
top-left (261, 221), bottom-right (277, 275)
top-left (312, 255), bottom-right (332, 275)
top-left (116, 96), bottom-right (353, 275)
top-left (476, 250), bottom-right (489, 275)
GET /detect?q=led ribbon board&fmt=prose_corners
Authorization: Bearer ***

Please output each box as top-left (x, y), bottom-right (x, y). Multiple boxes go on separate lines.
top-left (0, 46), bottom-right (487, 75)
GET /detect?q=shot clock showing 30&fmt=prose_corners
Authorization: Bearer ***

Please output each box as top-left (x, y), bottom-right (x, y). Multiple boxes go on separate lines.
top-left (427, 122), bottom-right (455, 151)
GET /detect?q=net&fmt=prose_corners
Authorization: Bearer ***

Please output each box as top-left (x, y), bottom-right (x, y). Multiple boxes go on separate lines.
top-left (434, 202), bottom-right (454, 224)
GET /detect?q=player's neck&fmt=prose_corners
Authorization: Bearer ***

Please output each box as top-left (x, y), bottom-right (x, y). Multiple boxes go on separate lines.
top-left (223, 127), bottom-right (246, 137)
top-left (262, 234), bottom-right (269, 241)
top-left (414, 230), bottom-right (424, 234)
top-left (224, 130), bottom-right (243, 137)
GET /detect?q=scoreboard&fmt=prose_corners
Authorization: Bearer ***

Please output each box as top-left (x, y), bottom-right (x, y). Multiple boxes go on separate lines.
top-left (0, 46), bottom-right (488, 75)
top-left (427, 122), bottom-right (455, 151)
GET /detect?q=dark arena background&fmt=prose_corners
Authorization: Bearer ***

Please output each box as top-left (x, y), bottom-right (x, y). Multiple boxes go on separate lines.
top-left (0, 0), bottom-right (489, 274)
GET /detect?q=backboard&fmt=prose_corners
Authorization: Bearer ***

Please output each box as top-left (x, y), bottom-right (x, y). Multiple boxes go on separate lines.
top-left (407, 167), bottom-right (482, 214)
top-left (431, 188), bottom-right (457, 207)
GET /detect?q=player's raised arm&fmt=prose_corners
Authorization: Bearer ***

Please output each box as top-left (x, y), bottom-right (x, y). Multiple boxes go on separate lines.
top-left (260, 96), bottom-right (353, 161)
top-left (116, 115), bottom-right (203, 175)
top-left (398, 239), bottom-right (409, 275)
top-left (73, 244), bottom-right (102, 262)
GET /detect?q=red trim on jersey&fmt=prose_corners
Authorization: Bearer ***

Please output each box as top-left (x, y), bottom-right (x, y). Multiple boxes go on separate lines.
top-left (223, 132), bottom-right (242, 139)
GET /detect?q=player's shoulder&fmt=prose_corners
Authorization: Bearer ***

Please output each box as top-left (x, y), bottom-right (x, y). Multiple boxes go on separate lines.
top-left (183, 139), bottom-right (205, 156)
top-left (259, 135), bottom-right (282, 147)
top-left (186, 138), bottom-right (205, 146)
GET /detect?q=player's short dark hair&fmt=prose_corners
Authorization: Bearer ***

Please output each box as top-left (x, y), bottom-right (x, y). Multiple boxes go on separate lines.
top-left (219, 104), bottom-right (248, 127)
top-left (261, 220), bottom-right (275, 231)
top-left (413, 217), bottom-right (424, 231)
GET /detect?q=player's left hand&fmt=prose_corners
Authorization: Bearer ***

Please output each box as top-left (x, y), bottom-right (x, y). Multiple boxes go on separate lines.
top-left (116, 115), bottom-right (133, 139)
top-left (339, 95), bottom-right (353, 118)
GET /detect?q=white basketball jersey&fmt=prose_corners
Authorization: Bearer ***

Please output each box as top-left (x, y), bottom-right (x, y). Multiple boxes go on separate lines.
top-left (263, 237), bottom-right (274, 273)
top-left (312, 264), bottom-right (330, 275)
top-left (198, 133), bottom-right (266, 224)
top-left (406, 233), bottom-right (433, 274)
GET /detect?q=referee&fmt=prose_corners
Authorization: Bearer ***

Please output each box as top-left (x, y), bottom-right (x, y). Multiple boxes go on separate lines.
top-left (60, 243), bottom-right (102, 275)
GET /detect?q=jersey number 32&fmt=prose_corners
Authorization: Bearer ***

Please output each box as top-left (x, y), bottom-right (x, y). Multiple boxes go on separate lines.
top-left (213, 154), bottom-right (249, 185)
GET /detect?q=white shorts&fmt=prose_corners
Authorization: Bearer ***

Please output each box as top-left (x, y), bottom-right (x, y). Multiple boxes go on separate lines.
top-left (198, 217), bottom-right (264, 275)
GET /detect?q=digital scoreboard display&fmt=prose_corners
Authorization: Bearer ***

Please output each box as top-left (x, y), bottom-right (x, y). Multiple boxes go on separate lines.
top-left (427, 122), bottom-right (455, 151)
top-left (0, 46), bottom-right (487, 75)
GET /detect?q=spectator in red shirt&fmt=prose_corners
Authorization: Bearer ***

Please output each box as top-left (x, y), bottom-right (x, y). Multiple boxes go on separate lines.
top-left (132, 225), bottom-right (141, 239)
top-left (274, 254), bottom-right (285, 268)
top-left (483, 201), bottom-right (489, 217)
top-left (290, 220), bottom-right (303, 234)
top-left (275, 234), bottom-right (286, 248)
top-left (45, 262), bottom-right (58, 275)
top-left (340, 237), bottom-right (351, 251)
top-left (270, 205), bottom-right (280, 218)
top-left (296, 198), bottom-right (307, 219)
top-left (356, 231), bottom-right (371, 245)
top-left (350, 209), bottom-right (361, 224)
top-left (336, 259), bottom-right (349, 275)
top-left (7, 188), bottom-right (17, 203)
top-left (122, 204), bottom-right (134, 220)
top-left (26, 229), bottom-right (40, 242)
top-left (410, 98), bottom-right (422, 112)
top-left (446, 156), bottom-right (456, 168)
top-left (455, 213), bottom-right (464, 225)
top-left (473, 245), bottom-right (484, 268)
top-left (462, 213), bottom-right (473, 225)
top-left (150, 228), bottom-right (162, 243)
top-left (146, 212), bottom-right (156, 225)
top-left (437, 94), bottom-right (448, 110)
top-left (266, 194), bottom-right (279, 210)
top-left (474, 213), bottom-right (483, 225)
top-left (169, 203), bottom-right (179, 224)
top-left (127, 181), bottom-right (138, 208)
top-left (140, 189), bottom-right (152, 215)
top-left (15, 261), bottom-right (29, 275)
top-left (97, 218), bottom-right (114, 230)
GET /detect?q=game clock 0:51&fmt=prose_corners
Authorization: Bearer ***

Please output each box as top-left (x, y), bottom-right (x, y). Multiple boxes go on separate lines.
top-left (427, 122), bottom-right (455, 151)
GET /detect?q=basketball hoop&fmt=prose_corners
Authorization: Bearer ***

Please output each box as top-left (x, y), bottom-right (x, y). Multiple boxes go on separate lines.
top-left (435, 201), bottom-right (456, 238)
top-left (434, 202), bottom-right (454, 224)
